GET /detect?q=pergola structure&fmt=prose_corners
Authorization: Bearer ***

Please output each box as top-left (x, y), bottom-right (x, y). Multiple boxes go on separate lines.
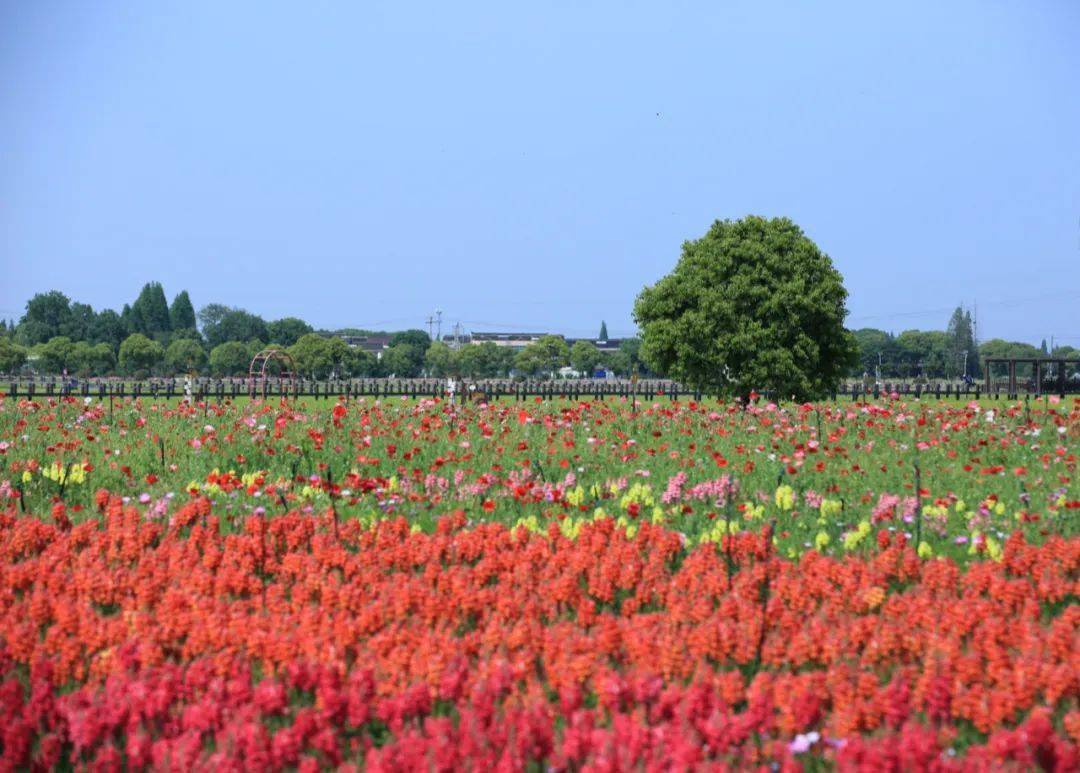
top-left (248, 348), bottom-right (297, 396)
top-left (983, 358), bottom-right (1080, 397)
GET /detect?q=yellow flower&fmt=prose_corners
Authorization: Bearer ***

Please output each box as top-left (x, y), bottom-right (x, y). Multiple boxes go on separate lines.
top-left (993, 501), bottom-right (1005, 516)
top-left (819, 498), bottom-right (843, 520)
top-left (22, 470), bottom-right (32, 484)
top-left (917, 541), bottom-right (933, 558)
top-left (955, 500), bottom-right (966, 513)
top-left (566, 486), bottom-right (585, 507)
top-left (842, 520), bottom-right (871, 550)
top-left (814, 531), bottom-right (830, 551)
top-left (775, 484), bottom-right (795, 511)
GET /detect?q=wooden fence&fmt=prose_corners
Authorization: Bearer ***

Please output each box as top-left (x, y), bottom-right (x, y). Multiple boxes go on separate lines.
top-left (3, 376), bottom-right (1076, 403)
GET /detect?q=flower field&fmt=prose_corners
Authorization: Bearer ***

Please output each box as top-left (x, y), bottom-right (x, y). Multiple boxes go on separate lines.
top-left (1, 393), bottom-right (1078, 769)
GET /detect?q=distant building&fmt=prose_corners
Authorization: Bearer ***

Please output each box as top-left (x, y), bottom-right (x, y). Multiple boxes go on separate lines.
top-left (467, 332), bottom-right (557, 351)
top-left (339, 334), bottom-right (391, 359)
top-left (565, 337), bottom-right (625, 353)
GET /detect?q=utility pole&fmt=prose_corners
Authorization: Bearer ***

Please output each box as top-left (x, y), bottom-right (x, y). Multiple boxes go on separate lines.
top-left (435, 309), bottom-right (443, 341)
top-left (426, 314), bottom-right (435, 341)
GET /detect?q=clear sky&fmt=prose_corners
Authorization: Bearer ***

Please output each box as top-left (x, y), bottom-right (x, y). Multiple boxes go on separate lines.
top-left (2, 1), bottom-right (1078, 344)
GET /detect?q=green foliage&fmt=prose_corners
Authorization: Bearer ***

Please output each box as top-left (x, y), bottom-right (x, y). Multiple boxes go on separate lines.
top-left (90, 309), bottom-right (126, 349)
top-left (169, 291), bottom-right (197, 332)
top-left (634, 216), bottom-right (856, 400)
top-left (204, 309), bottom-right (268, 348)
top-left (165, 339), bottom-right (208, 374)
top-left (456, 342), bottom-right (514, 378)
top-left (119, 334), bottom-right (165, 375)
top-left (267, 317), bottom-right (314, 347)
top-left (515, 336), bottom-right (570, 376)
top-left (389, 329), bottom-right (431, 349)
top-left (33, 337), bottom-right (75, 374)
top-left (131, 282), bottom-right (173, 336)
top-left (67, 342), bottom-right (115, 376)
top-left (570, 340), bottom-right (602, 377)
top-left (288, 334), bottom-right (356, 379)
top-left (424, 342), bottom-right (457, 377)
top-left (17, 291), bottom-right (73, 345)
top-left (0, 337), bottom-right (28, 373)
top-left (895, 330), bottom-right (954, 379)
top-left (599, 321), bottom-right (609, 340)
top-left (208, 341), bottom-right (253, 376)
top-left (947, 307), bottom-right (979, 378)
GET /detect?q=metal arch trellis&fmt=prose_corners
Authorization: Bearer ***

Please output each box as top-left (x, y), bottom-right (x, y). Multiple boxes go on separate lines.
top-left (247, 348), bottom-right (298, 396)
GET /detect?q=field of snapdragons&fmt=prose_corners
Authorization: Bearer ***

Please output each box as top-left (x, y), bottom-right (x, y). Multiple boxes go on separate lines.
top-left (1, 393), bottom-right (1078, 769)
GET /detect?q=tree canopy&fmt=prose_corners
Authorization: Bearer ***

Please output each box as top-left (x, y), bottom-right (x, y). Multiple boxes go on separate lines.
top-left (634, 216), bottom-right (856, 401)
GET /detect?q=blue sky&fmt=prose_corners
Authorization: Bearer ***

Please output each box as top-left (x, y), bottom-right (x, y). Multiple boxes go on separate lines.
top-left (2, 1), bottom-right (1078, 344)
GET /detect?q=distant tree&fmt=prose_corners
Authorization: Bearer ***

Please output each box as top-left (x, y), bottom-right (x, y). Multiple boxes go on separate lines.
top-left (424, 342), bottom-right (457, 377)
top-left (1040, 339), bottom-right (1048, 355)
top-left (168, 327), bottom-right (204, 345)
top-left (120, 304), bottom-right (137, 335)
top-left (33, 337), bottom-right (75, 374)
top-left (90, 309), bottom-right (126, 348)
top-left (619, 338), bottom-right (647, 373)
top-left (119, 333), bottom-right (165, 375)
top-left (169, 291), bottom-right (197, 332)
top-left (0, 338), bottom-right (27, 373)
top-left (66, 343), bottom-right (101, 375)
top-left (17, 291), bottom-right (73, 345)
top-left (165, 339), bottom-right (208, 374)
top-left (852, 328), bottom-right (900, 378)
top-left (515, 335), bottom-right (570, 376)
top-left (89, 343), bottom-right (116, 375)
top-left (288, 334), bottom-right (354, 379)
top-left (389, 329), bottom-right (431, 349)
top-left (208, 341), bottom-right (253, 376)
top-left (267, 317), bottom-right (314, 347)
top-left (347, 348), bottom-right (378, 377)
top-left (197, 303), bottom-right (232, 332)
top-left (603, 349), bottom-right (632, 377)
top-left (204, 309), bottom-right (268, 348)
top-left (381, 344), bottom-right (424, 377)
top-left (131, 282), bottom-right (172, 336)
top-left (67, 302), bottom-right (96, 341)
top-left (634, 216), bottom-right (856, 401)
top-left (599, 321), bottom-right (609, 340)
top-left (570, 340), bottom-right (602, 377)
top-left (895, 330), bottom-right (953, 379)
top-left (382, 330), bottom-right (430, 376)
top-left (947, 307), bottom-right (980, 378)
top-left (979, 339), bottom-right (1043, 380)
top-left (457, 342), bottom-right (513, 378)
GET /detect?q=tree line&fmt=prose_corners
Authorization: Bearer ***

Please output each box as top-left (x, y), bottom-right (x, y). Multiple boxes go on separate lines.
top-left (1, 281), bottom-right (1070, 383)
top-left (0, 286), bottom-right (648, 379)
top-left (852, 307), bottom-right (1076, 381)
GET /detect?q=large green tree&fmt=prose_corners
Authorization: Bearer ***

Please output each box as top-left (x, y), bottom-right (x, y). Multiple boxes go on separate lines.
top-left (165, 339), bottom-right (208, 374)
top-left (946, 306), bottom-right (980, 378)
top-left (633, 216), bottom-right (856, 401)
top-left (570, 340), bottom-right (602, 377)
top-left (17, 291), bottom-right (73, 345)
top-left (514, 336), bottom-right (570, 376)
top-left (33, 337), bottom-right (75, 374)
top-left (119, 334), bottom-right (165, 375)
top-left (131, 282), bottom-right (172, 337)
top-left (169, 291), bottom-right (197, 332)
top-left (203, 309), bottom-right (268, 348)
top-left (457, 342), bottom-right (514, 378)
top-left (208, 341), bottom-right (254, 376)
top-left (267, 317), bottom-right (314, 347)
top-left (0, 338), bottom-right (28, 373)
